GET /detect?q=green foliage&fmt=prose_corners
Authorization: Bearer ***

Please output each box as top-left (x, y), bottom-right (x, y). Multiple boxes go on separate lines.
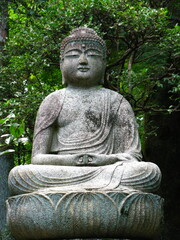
top-left (0, 229), bottom-right (15, 240)
top-left (0, 0), bottom-right (179, 164)
top-left (0, 111), bottom-right (32, 164)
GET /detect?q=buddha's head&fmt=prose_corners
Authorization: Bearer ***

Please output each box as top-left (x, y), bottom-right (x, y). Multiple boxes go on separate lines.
top-left (60, 27), bottom-right (107, 87)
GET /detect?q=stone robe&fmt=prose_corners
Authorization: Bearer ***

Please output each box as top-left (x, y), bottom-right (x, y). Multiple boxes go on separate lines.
top-left (8, 87), bottom-right (161, 195)
top-left (33, 87), bottom-right (141, 159)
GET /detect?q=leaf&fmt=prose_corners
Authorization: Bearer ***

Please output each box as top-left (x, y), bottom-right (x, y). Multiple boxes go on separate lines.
top-left (1, 134), bottom-right (11, 138)
top-left (5, 136), bottom-right (13, 145)
top-left (0, 113), bottom-right (15, 124)
top-left (0, 149), bottom-right (15, 156)
top-left (9, 121), bottom-right (25, 138)
top-left (18, 137), bottom-right (29, 145)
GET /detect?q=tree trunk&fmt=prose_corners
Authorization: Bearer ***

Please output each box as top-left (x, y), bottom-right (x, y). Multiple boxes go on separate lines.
top-left (144, 87), bottom-right (180, 239)
top-left (0, 0), bottom-right (8, 43)
top-left (0, 154), bottom-right (14, 231)
top-left (0, 0), bottom-right (12, 234)
top-left (0, 0), bottom-right (8, 56)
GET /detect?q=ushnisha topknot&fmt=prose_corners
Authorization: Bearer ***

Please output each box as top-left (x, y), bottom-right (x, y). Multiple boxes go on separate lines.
top-left (60, 27), bottom-right (106, 59)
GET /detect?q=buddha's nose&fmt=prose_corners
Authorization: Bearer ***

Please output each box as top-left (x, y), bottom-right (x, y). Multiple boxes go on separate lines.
top-left (79, 53), bottom-right (88, 64)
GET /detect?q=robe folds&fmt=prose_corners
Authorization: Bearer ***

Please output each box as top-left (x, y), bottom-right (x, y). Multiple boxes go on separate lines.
top-left (32, 87), bottom-right (142, 160)
top-left (9, 161), bottom-right (161, 195)
top-left (8, 87), bottom-right (161, 196)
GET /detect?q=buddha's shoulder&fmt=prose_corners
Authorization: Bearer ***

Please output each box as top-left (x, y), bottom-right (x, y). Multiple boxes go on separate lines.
top-left (101, 88), bottom-right (123, 101)
top-left (38, 89), bottom-right (66, 112)
top-left (101, 88), bottom-right (132, 109)
top-left (46, 88), bottom-right (66, 98)
top-left (42, 88), bottom-right (66, 102)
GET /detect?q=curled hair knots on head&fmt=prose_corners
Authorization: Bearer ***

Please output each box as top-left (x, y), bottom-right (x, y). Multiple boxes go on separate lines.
top-left (60, 27), bottom-right (106, 59)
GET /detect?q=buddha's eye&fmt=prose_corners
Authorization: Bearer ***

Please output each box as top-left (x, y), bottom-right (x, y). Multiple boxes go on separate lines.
top-left (86, 50), bottom-right (103, 57)
top-left (65, 50), bottom-right (81, 57)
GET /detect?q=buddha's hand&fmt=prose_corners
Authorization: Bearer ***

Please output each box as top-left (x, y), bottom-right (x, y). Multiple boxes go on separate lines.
top-left (75, 154), bottom-right (94, 166)
top-left (75, 154), bottom-right (120, 166)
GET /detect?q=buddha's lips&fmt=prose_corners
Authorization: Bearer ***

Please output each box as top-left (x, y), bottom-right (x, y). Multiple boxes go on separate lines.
top-left (77, 67), bottom-right (90, 72)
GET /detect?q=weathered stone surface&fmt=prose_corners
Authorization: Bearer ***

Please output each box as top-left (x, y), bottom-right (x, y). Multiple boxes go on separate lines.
top-left (8, 162), bottom-right (161, 195)
top-left (7, 189), bottom-right (163, 239)
top-left (6, 27), bottom-right (163, 240)
top-left (0, 154), bottom-right (14, 232)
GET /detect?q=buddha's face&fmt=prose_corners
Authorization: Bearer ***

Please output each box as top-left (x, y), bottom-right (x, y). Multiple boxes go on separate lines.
top-left (60, 41), bottom-right (106, 87)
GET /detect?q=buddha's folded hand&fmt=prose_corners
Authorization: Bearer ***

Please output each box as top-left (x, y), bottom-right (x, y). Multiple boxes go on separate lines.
top-left (75, 153), bottom-right (121, 166)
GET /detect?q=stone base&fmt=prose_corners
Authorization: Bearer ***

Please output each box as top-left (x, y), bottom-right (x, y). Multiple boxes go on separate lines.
top-left (6, 189), bottom-right (163, 240)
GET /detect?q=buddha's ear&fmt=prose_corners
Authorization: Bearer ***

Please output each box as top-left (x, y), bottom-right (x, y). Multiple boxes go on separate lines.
top-left (60, 60), bottom-right (67, 86)
top-left (61, 72), bottom-right (68, 86)
top-left (60, 58), bottom-right (63, 71)
top-left (61, 74), bottom-right (66, 86)
top-left (100, 62), bottom-right (106, 85)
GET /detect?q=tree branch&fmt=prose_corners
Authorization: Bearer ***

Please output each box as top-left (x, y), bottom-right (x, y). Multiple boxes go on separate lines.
top-left (106, 48), bottom-right (133, 70)
top-left (106, 35), bottom-right (130, 47)
top-left (135, 53), bottom-right (160, 63)
top-left (134, 105), bottom-right (180, 113)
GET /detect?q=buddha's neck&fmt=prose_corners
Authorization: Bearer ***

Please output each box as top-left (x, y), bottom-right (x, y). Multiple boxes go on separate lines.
top-left (66, 85), bottom-right (102, 92)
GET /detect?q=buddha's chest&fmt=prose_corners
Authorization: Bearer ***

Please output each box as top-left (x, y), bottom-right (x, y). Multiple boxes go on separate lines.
top-left (57, 92), bottom-right (104, 133)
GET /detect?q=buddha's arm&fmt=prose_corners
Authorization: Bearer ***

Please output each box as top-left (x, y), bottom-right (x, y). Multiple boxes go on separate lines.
top-left (114, 97), bottom-right (142, 162)
top-left (84, 98), bottom-right (142, 166)
top-left (32, 127), bottom-right (54, 158)
top-left (32, 153), bottom-right (77, 166)
top-left (31, 126), bottom-right (79, 166)
top-left (31, 126), bottom-right (97, 166)
top-left (32, 153), bottom-right (125, 166)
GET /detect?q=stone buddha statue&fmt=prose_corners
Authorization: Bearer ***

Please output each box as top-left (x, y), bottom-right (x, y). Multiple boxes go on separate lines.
top-left (7, 28), bottom-right (163, 240)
